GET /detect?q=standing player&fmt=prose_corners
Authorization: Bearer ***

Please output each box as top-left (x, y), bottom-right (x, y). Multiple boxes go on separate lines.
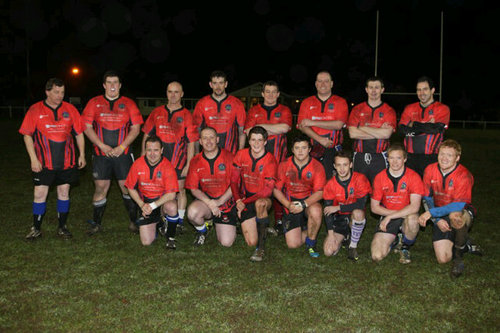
top-left (245, 81), bottom-right (292, 235)
top-left (193, 70), bottom-right (246, 154)
top-left (370, 144), bottom-right (424, 264)
top-left (347, 76), bottom-right (397, 183)
top-left (273, 135), bottom-right (326, 258)
top-left (231, 126), bottom-right (277, 262)
top-left (185, 127), bottom-right (235, 247)
top-left (323, 151), bottom-right (371, 260)
top-left (82, 70), bottom-right (144, 235)
top-left (399, 76), bottom-right (450, 176)
top-left (298, 71), bottom-right (349, 179)
top-left (20, 78), bottom-right (86, 239)
top-left (141, 81), bottom-right (198, 232)
top-left (418, 139), bottom-right (479, 278)
top-left (125, 136), bottom-right (179, 247)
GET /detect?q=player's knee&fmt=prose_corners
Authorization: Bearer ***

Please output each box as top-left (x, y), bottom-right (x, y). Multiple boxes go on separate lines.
top-left (308, 204), bottom-right (322, 220)
top-left (404, 214), bottom-right (420, 232)
top-left (449, 212), bottom-right (466, 229)
top-left (371, 251), bottom-right (384, 262)
top-left (162, 200), bottom-right (178, 216)
top-left (435, 251), bottom-right (452, 264)
top-left (218, 237), bottom-right (235, 247)
top-left (255, 198), bottom-right (268, 211)
top-left (286, 236), bottom-right (302, 249)
top-left (352, 209), bottom-right (365, 221)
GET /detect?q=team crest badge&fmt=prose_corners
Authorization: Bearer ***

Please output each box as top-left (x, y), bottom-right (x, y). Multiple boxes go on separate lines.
top-left (177, 117), bottom-right (184, 123)
top-left (449, 179), bottom-right (453, 187)
top-left (328, 103), bottom-right (334, 110)
top-left (259, 165), bottom-right (264, 172)
top-left (62, 112), bottom-right (69, 118)
top-left (275, 112), bottom-right (281, 118)
top-left (429, 110), bottom-right (434, 115)
top-left (225, 105), bottom-right (232, 112)
top-left (219, 163), bottom-right (226, 171)
top-left (119, 103), bottom-right (125, 109)
top-left (156, 171), bottom-right (162, 178)
top-left (349, 188), bottom-right (354, 195)
top-left (306, 172), bottom-right (312, 179)
top-left (379, 112), bottom-right (384, 118)
top-left (401, 182), bottom-right (407, 190)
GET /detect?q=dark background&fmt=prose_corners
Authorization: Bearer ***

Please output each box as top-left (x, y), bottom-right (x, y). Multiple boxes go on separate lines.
top-left (1, 0), bottom-right (498, 119)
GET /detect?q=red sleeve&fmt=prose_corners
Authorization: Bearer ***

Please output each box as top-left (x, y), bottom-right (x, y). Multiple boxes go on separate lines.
top-left (281, 106), bottom-right (293, 127)
top-left (386, 107), bottom-right (397, 131)
top-left (68, 104), bottom-right (85, 135)
top-left (453, 170), bottom-right (473, 203)
top-left (142, 109), bottom-right (157, 135)
top-left (192, 99), bottom-right (204, 129)
top-left (184, 111), bottom-right (199, 142)
top-left (243, 177), bottom-right (275, 204)
top-left (322, 180), bottom-right (334, 200)
top-left (347, 106), bottom-right (360, 127)
top-left (230, 152), bottom-right (243, 201)
top-left (337, 98), bottom-right (349, 123)
top-left (82, 98), bottom-right (96, 126)
top-left (127, 100), bottom-right (144, 125)
top-left (274, 162), bottom-right (286, 190)
top-left (244, 107), bottom-right (257, 130)
top-left (19, 107), bottom-right (36, 135)
top-left (422, 166), bottom-right (433, 197)
top-left (435, 104), bottom-right (450, 127)
top-left (399, 106), bottom-right (412, 126)
top-left (235, 99), bottom-right (246, 128)
top-left (371, 173), bottom-right (384, 201)
top-left (356, 173), bottom-right (372, 197)
top-left (162, 163), bottom-right (179, 193)
top-left (124, 162), bottom-right (139, 190)
top-left (312, 164), bottom-right (326, 192)
top-left (410, 172), bottom-right (425, 196)
top-left (184, 157), bottom-right (199, 190)
top-left (297, 100), bottom-right (309, 125)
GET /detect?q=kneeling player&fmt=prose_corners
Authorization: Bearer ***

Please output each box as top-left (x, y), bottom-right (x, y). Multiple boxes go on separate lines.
top-left (125, 136), bottom-right (179, 247)
top-left (323, 151), bottom-right (371, 260)
top-left (273, 135), bottom-right (326, 258)
top-left (370, 144), bottom-right (424, 264)
top-left (185, 127), bottom-right (236, 247)
top-left (418, 139), bottom-right (480, 278)
top-left (231, 126), bottom-right (277, 262)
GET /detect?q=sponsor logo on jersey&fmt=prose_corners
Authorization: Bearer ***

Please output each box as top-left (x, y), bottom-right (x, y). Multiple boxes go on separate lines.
top-left (39, 114), bottom-right (49, 119)
top-left (209, 116), bottom-right (219, 120)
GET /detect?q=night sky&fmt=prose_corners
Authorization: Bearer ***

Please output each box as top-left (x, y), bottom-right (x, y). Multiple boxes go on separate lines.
top-left (2, 0), bottom-right (498, 119)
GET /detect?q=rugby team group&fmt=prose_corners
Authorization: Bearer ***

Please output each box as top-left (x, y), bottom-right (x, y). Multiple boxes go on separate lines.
top-left (19, 70), bottom-right (482, 278)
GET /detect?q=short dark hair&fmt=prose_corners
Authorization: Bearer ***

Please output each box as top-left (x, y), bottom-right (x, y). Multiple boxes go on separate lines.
top-left (291, 134), bottom-right (311, 148)
top-left (417, 76), bottom-right (435, 90)
top-left (387, 143), bottom-right (407, 159)
top-left (145, 135), bottom-right (162, 146)
top-left (248, 126), bottom-right (268, 141)
top-left (45, 78), bottom-right (64, 91)
top-left (262, 80), bottom-right (279, 92)
top-left (334, 150), bottom-right (353, 163)
top-left (366, 76), bottom-right (384, 88)
top-left (200, 126), bottom-right (217, 137)
top-left (210, 70), bottom-right (227, 81)
top-left (103, 70), bottom-right (121, 83)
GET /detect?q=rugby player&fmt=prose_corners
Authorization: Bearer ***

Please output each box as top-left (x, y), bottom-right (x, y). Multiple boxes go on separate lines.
top-left (20, 78), bottom-right (86, 239)
top-left (370, 144), bottom-right (424, 264)
top-left (125, 136), bottom-right (179, 247)
top-left (82, 70), bottom-right (144, 235)
top-left (231, 126), bottom-right (277, 262)
top-left (323, 151), bottom-right (371, 260)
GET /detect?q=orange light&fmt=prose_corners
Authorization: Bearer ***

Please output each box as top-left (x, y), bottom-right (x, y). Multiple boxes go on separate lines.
top-left (71, 67), bottom-right (80, 75)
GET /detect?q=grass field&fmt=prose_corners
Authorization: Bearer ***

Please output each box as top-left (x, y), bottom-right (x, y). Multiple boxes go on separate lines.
top-left (0, 119), bottom-right (499, 332)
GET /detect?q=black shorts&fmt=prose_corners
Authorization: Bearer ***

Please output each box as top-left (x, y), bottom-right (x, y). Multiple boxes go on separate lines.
top-left (33, 168), bottom-right (79, 186)
top-left (283, 211), bottom-right (307, 233)
top-left (325, 214), bottom-right (350, 237)
top-left (406, 153), bottom-right (437, 178)
top-left (213, 208), bottom-right (237, 226)
top-left (92, 154), bottom-right (134, 180)
top-left (136, 197), bottom-right (162, 226)
top-left (312, 144), bottom-right (342, 180)
top-left (375, 217), bottom-right (403, 235)
top-left (174, 168), bottom-right (185, 181)
top-left (432, 209), bottom-right (475, 242)
top-left (239, 202), bottom-right (257, 223)
top-left (353, 151), bottom-right (388, 183)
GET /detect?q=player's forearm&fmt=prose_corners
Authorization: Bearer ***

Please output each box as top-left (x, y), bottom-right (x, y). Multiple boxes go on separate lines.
top-left (340, 195), bottom-right (368, 213)
top-left (360, 126), bottom-right (392, 139)
top-left (127, 188), bottom-right (144, 207)
top-left (258, 123), bottom-right (291, 135)
top-left (238, 127), bottom-right (246, 150)
top-left (141, 133), bottom-right (149, 156)
top-left (304, 191), bottom-right (323, 207)
top-left (243, 179), bottom-right (275, 204)
top-left (75, 133), bottom-right (86, 158)
top-left (272, 188), bottom-right (291, 208)
top-left (190, 188), bottom-right (212, 205)
top-left (23, 135), bottom-right (39, 162)
top-left (155, 192), bottom-right (177, 208)
top-left (348, 127), bottom-right (375, 140)
top-left (119, 124), bottom-right (141, 149)
top-left (216, 187), bottom-right (233, 206)
top-left (307, 120), bottom-right (345, 131)
top-left (370, 200), bottom-right (396, 217)
top-left (84, 125), bottom-right (106, 148)
top-left (429, 202), bottom-right (466, 218)
top-left (299, 125), bottom-right (323, 143)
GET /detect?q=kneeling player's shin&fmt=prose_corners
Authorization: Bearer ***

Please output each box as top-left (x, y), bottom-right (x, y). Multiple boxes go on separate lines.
top-left (350, 219), bottom-right (366, 248)
top-left (165, 214), bottom-right (179, 239)
top-left (256, 217), bottom-right (269, 250)
top-left (122, 194), bottom-right (138, 223)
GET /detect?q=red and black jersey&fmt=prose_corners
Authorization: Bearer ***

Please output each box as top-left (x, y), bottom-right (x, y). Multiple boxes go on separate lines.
top-left (275, 156), bottom-right (326, 200)
top-left (347, 102), bottom-right (396, 153)
top-left (185, 148), bottom-right (234, 199)
top-left (193, 95), bottom-right (246, 154)
top-left (142, 105), bottom-right (198, 171)
top-left (125, 156), bottom-right (178, 199)
top-left (82, 95), bottom-right (144, 156)
top-left (372, 167), bottom-right (424, 211)
top-left (298, 95), bottom-right (349, 147)
top-left (232, 148), bottom-right (277, 199)
top-left (245, 103), bottom-right (292, 162)
top-left (19, 101), bottom-right (84, 170)
top-left (323, 172), bottom-right (372, 215)
top-left (423, 163), bottom-right (473, 207)
top-left (399, 101), bottom-right (450, 154)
